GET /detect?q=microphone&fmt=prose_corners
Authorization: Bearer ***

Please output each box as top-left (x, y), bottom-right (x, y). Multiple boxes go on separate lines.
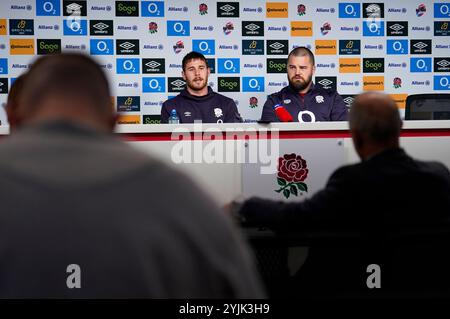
top-left (273, 104), bottom-right (293, 122)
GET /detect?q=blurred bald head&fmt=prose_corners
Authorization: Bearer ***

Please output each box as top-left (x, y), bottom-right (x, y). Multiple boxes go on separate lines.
top-left (14, 53), bottom-right (115, 132)
top-left (349, 92), bottom-right (402, 160)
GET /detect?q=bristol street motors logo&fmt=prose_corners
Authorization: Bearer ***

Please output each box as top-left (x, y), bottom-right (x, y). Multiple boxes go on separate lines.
top-left (275, 153), bottom-right (308, 199)
top-left (416, 3), bottom-right (426, 17)
top-left (320, 22), bottom-right (331, 35)
top-left (223, 22), bottom-right (234, 35)
top-left (173, 40), bottom-right (184, 54)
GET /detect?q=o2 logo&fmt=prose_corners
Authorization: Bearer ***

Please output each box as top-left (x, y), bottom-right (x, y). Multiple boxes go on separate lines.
top-left (116, 58), bottom-right (140, 74)
top-left (217, 58), bottom-right (240, 73)
top-left (386, 40), bottom-right (408, 55)
top-left (363, 20), bottom-right (384, 36)
top-left (410, 58), bottom-right (432, 72)
top-left (167, 20), bottom-right (190, 36)
top-left (434, 76), bottom-right (450, 90)
top-left (338, 3), bottom-right (361, 18)
top-left (192, 40), bottom-right (215, 55)
top-left (141, 1), bottom-right (164, 17)
top-left (63, 19), bottom-right (87, 35)
top-left (434, 3), bottom-right (450, 18)
top-left (142, 77), bottom-right (165, 92)
top-left (242, 77), bottom-right (264, 92)
top-left (90, 39), bottom-right (113, 55)
top-left (36, 0), bottom-right (61, 16)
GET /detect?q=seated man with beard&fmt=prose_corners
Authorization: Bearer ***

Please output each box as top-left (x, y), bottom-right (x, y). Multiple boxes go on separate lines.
top-left (260, 47), bottom-right (348, 123)
top-left (161, 51), bottom-right (242, 124)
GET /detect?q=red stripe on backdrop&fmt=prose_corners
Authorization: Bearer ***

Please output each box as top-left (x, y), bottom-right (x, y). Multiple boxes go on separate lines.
top-left (120, 129), bottom-right (450, 142)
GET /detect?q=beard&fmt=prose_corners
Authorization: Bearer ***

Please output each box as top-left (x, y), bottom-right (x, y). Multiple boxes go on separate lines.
top-left (288, 74), bottom-right (312, 92)
top-left (187, 77), bottom-right (208, 92)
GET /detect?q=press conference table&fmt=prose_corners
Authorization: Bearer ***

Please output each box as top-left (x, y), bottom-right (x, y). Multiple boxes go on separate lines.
top-left (1, 121), bottom-right (450, 205)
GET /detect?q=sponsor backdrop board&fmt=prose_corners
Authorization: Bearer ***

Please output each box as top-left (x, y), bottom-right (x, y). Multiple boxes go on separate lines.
top-left (0, 0), bottom-right (449, 125)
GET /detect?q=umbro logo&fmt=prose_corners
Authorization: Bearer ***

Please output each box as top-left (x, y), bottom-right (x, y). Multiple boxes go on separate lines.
top-left (63, 1), bottom-right (87, 16)
top-left (116, 39), bottom-right (139, 55)
top-left (245, 23), bottom-right (260, 31)
top-left (413, 42), bottom-right (427, 50)
top-left (142, 58), bottom-right (165, 74)
top-left (168, 77), bottom-right (187, 92)
top-left (217, 2), bottom-right (239, 17)
top-left (389, 24), bottom-right (404, 31)
top-left (93, 22), bottom-right (108, 30)
top-left (171, 79), bottom-right (186, 87)
top-left (90, 20), bottom-right (113, 35)
top-left (270, 42), bottom-right (284, 50)
top-left (220, 4), bottom-right (234, 12)
top-left (318, 79), bottom-right (332, 86)
top-left (145, 61), bottom-right (160, 69)
top-left (410, 39), bottom-right (432, 54)
top-left (120, 42), bottom-right (134, 50)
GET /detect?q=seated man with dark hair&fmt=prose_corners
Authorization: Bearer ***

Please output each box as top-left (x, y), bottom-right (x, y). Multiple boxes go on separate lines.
top-left (0, 53), bottom-right (264, 298)
top-left (261, 46), bottom-right (348, 123)
top-left (237, 92), bottom-right (450, 296)
top-left (161, 51), bottom-right (243, 123)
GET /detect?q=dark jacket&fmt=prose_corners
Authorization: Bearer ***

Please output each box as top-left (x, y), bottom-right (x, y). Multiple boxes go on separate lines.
top-left (0, 121), bottom-right (264, 298)
top-left (240, 148), bottom-right (450, 295)
top-left (260, 84), bottom-right (348, 122)
top-left (161, 87), bottom-right (242, 123)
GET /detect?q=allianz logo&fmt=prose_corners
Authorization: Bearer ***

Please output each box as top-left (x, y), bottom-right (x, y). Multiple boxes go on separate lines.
top-left (340, 81), bottom-right (359, 86)
top-left (117, 25), bottom-right (137, 31)
top-left (268, 26), bottom-right (287, 31)
top-left (193, 26), bottom-right (213, 31)
top-left (411, 80), bottom-right (430, 86)
top-left (268, 82), bottom-right (287, 87)
top-left (144, 101), bottom-right (161, 106)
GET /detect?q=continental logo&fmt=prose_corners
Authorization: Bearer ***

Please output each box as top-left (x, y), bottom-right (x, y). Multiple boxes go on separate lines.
top-left (0, 19), bottom-right (6, 35)
top-left (117, 115), bottom-right (140, 124)
top-left (363, 76), bottom-right (385, 91)
top-left (339, 58), bottom-right (361, 73)
top-left (10, 39), bottom-right (34, 55)
top-left (315, 40), bottom-right (337, 55)
top-left (389, 94), bottom-right (407, 109)
top-left (291, 21), bottom-right (313, 36)
top-left (266, 2), bottom-right (288, 18)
